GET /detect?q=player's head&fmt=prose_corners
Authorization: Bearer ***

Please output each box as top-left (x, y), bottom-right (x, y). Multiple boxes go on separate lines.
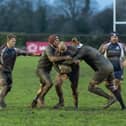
top-left (58, 41), bottom-right (67, 53)
top-left (48, 34), bottom-right (60, 48)
top-left (71, 37), bottom-right (79, 46)
top-left (6, 33), bottom-right (16, 48)
top-left (110, 32), bottom-right (119, 43)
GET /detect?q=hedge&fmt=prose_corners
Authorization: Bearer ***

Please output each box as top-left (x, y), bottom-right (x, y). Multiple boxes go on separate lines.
top-left (0, 32), bottom-right (126, 48)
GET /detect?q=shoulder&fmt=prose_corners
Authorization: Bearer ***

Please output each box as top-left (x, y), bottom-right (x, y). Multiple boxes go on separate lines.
top-left (0, 45), bottom-right (7, 53)
top-left (0, 44), bottom-right (7, 50)
top-left (46, 45), bottom-right (55, 51)
top-left (67, 46), bottom-right (78, 52)
top-left (104, 42), bottom-right (111, 46)
top-left (45, 45), bottom-right (56, 55)
top-left (118, 42), bottom-right (125, 46)
top-left (67, 45), bottom-right (76, 50)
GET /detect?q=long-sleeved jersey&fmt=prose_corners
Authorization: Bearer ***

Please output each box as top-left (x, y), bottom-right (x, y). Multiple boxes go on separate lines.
top-left (0, 44), bottom-right (30, 72)
top-left (74, 45), bottom-right (113, 71)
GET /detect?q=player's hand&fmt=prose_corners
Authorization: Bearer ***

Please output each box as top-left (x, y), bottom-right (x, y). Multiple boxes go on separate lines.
top-left (65, 56), bottom-right (72, 60)
top-left (102, 45), bottom-right (108, 52)
top-left (122, 60), bottom-right (126, 67)
top-left (73, 60), bottom-right (80, 64)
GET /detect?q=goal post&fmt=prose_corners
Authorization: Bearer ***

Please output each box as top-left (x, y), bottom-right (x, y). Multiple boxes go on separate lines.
top-left (113, 0), bottom-right (126, 32)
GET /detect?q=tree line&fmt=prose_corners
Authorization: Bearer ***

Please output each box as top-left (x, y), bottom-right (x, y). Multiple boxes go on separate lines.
top-left (0, 0), bottom-right (126, 34)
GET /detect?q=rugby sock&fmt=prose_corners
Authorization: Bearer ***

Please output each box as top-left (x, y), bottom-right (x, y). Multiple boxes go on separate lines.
top-left (89, 87), bottom-right (112, 99)
top-left (73, 94), bottom-right (78, 109)
top-left (107, 83), bottom-right (125, 109)
top-left (55, 86), bottom-right (64, 103)
top-left (112, 89), bottom-right (125, 109)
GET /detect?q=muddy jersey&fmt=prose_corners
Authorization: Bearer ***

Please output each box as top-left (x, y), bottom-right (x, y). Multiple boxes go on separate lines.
top-left (54, 46), bottom-right (78, 73)
top-left (55, 46), bottom-right (78, 65)
top-left (0, 45), bottom-right (29, 72)
top-left (37, 45), bottom-right (56, 72)
top-left (105, 43), bottom-right (124, 71)
top-left (74, 45), bottom-right (113, 71)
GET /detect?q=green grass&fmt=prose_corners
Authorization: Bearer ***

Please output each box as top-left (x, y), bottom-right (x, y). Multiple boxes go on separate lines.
top-left (0, 57), bottom-right (126, 126)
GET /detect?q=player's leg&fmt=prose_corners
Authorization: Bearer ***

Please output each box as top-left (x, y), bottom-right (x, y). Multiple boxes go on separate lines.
top-left (88, 71), bottom-right (113, 100)
top-left (69, 64), bottom-right (79, 110)
top-left (53, 74), bottom-right (64, 109)
top-left (31, 82), bottom-right (46, 108)
top-left (0, 71), bottom-right (12, 109)
top-left (32, 69), bottom-right (53, 108)
top-left (104, 69), bottom-right (123, 108)
top-left (106, 73), bottom-right (125, 110)
top-left (114, 79), bottom-right (121, 91)
top-left (114, 70), bottom-right (123, 91)
top-left (37, 70), bottom-right (53, 106)
top-left (103, 79), bottom-right (116, 109)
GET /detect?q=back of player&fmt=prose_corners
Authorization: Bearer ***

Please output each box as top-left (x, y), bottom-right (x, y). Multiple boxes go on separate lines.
top-left (74, 45), bottom-right (113, 82)
top-left (74, 45), bottom-right (125, 110)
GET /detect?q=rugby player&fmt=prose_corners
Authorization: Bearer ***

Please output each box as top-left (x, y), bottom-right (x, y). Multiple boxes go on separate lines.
top-left (53, 42), bottom-right (79, 110)
top-left (73, 45), bottom-right (125, 110)
top-left (31, 35), bottom-right (72, 108)
top-left (0, 33), bottom-right (33, 109)
top-left (99, 32), bottom-right (126, 92)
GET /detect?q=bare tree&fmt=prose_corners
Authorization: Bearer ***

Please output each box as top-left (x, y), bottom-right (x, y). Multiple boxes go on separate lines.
top-left (51, 0), bottom-right (86, 19)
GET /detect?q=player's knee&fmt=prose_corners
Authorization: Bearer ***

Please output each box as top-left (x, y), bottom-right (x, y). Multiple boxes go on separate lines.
top-left (55, 80), bottom-right (62, 86)
top-left (88, 84), bottom-right (96, 92)
top-left (88, 80), bottom-right (99, 92)
top-left (0, 79), bottom-right (6, 86)
top-left (46, 82), bottom-right (53, 88)
top-left (88, 84), bottom-right (93, 92)
top-left (106, 83), bottom-right (117, 92)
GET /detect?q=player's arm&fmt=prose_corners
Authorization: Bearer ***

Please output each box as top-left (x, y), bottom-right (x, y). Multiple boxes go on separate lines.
top-left (122, 60), bottom-right (126, 67)
top-left (98, 43), bottom-right (106, 54)
top-left (48, 55), bottom-right (72, 62)
top-left (53, 63), bottom-right (61, 73)
top-left (46, 47), bottom-right (72, 62)
top-left (67, 46), bottom-right (78, 57)
top-left (61, 59), bottom-right (74, 65)
top-left (72, 47), bottom-right (85, 64)
top-left (15, 48), bottom-right (34, 56)
top-left (123, 43), bottom-right (126, 56)
top-left (0, 57), bottom-right (3, 69)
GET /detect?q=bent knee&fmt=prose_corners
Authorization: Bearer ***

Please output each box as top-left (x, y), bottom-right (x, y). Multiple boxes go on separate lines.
top-left (46, 82), bottom-right (53, 88)
top-left (88, 82), bottom-right (98, 92)
top-left (0, 79), bottom-right (7, 86)
top-left (106, 83), bottom-right (117, 91)
top-left (88, 84), bottom-right (94, 92)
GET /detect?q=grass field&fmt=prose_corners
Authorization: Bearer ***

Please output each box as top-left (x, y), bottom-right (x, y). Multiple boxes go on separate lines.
top-left (0, 57), bottom-right (126, 126)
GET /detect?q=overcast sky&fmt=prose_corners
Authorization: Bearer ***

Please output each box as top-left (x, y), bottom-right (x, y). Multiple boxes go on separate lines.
top-left (96, 0), bottom-right (112, 10)
top-left (48, 0), bottom-right (113, 11)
